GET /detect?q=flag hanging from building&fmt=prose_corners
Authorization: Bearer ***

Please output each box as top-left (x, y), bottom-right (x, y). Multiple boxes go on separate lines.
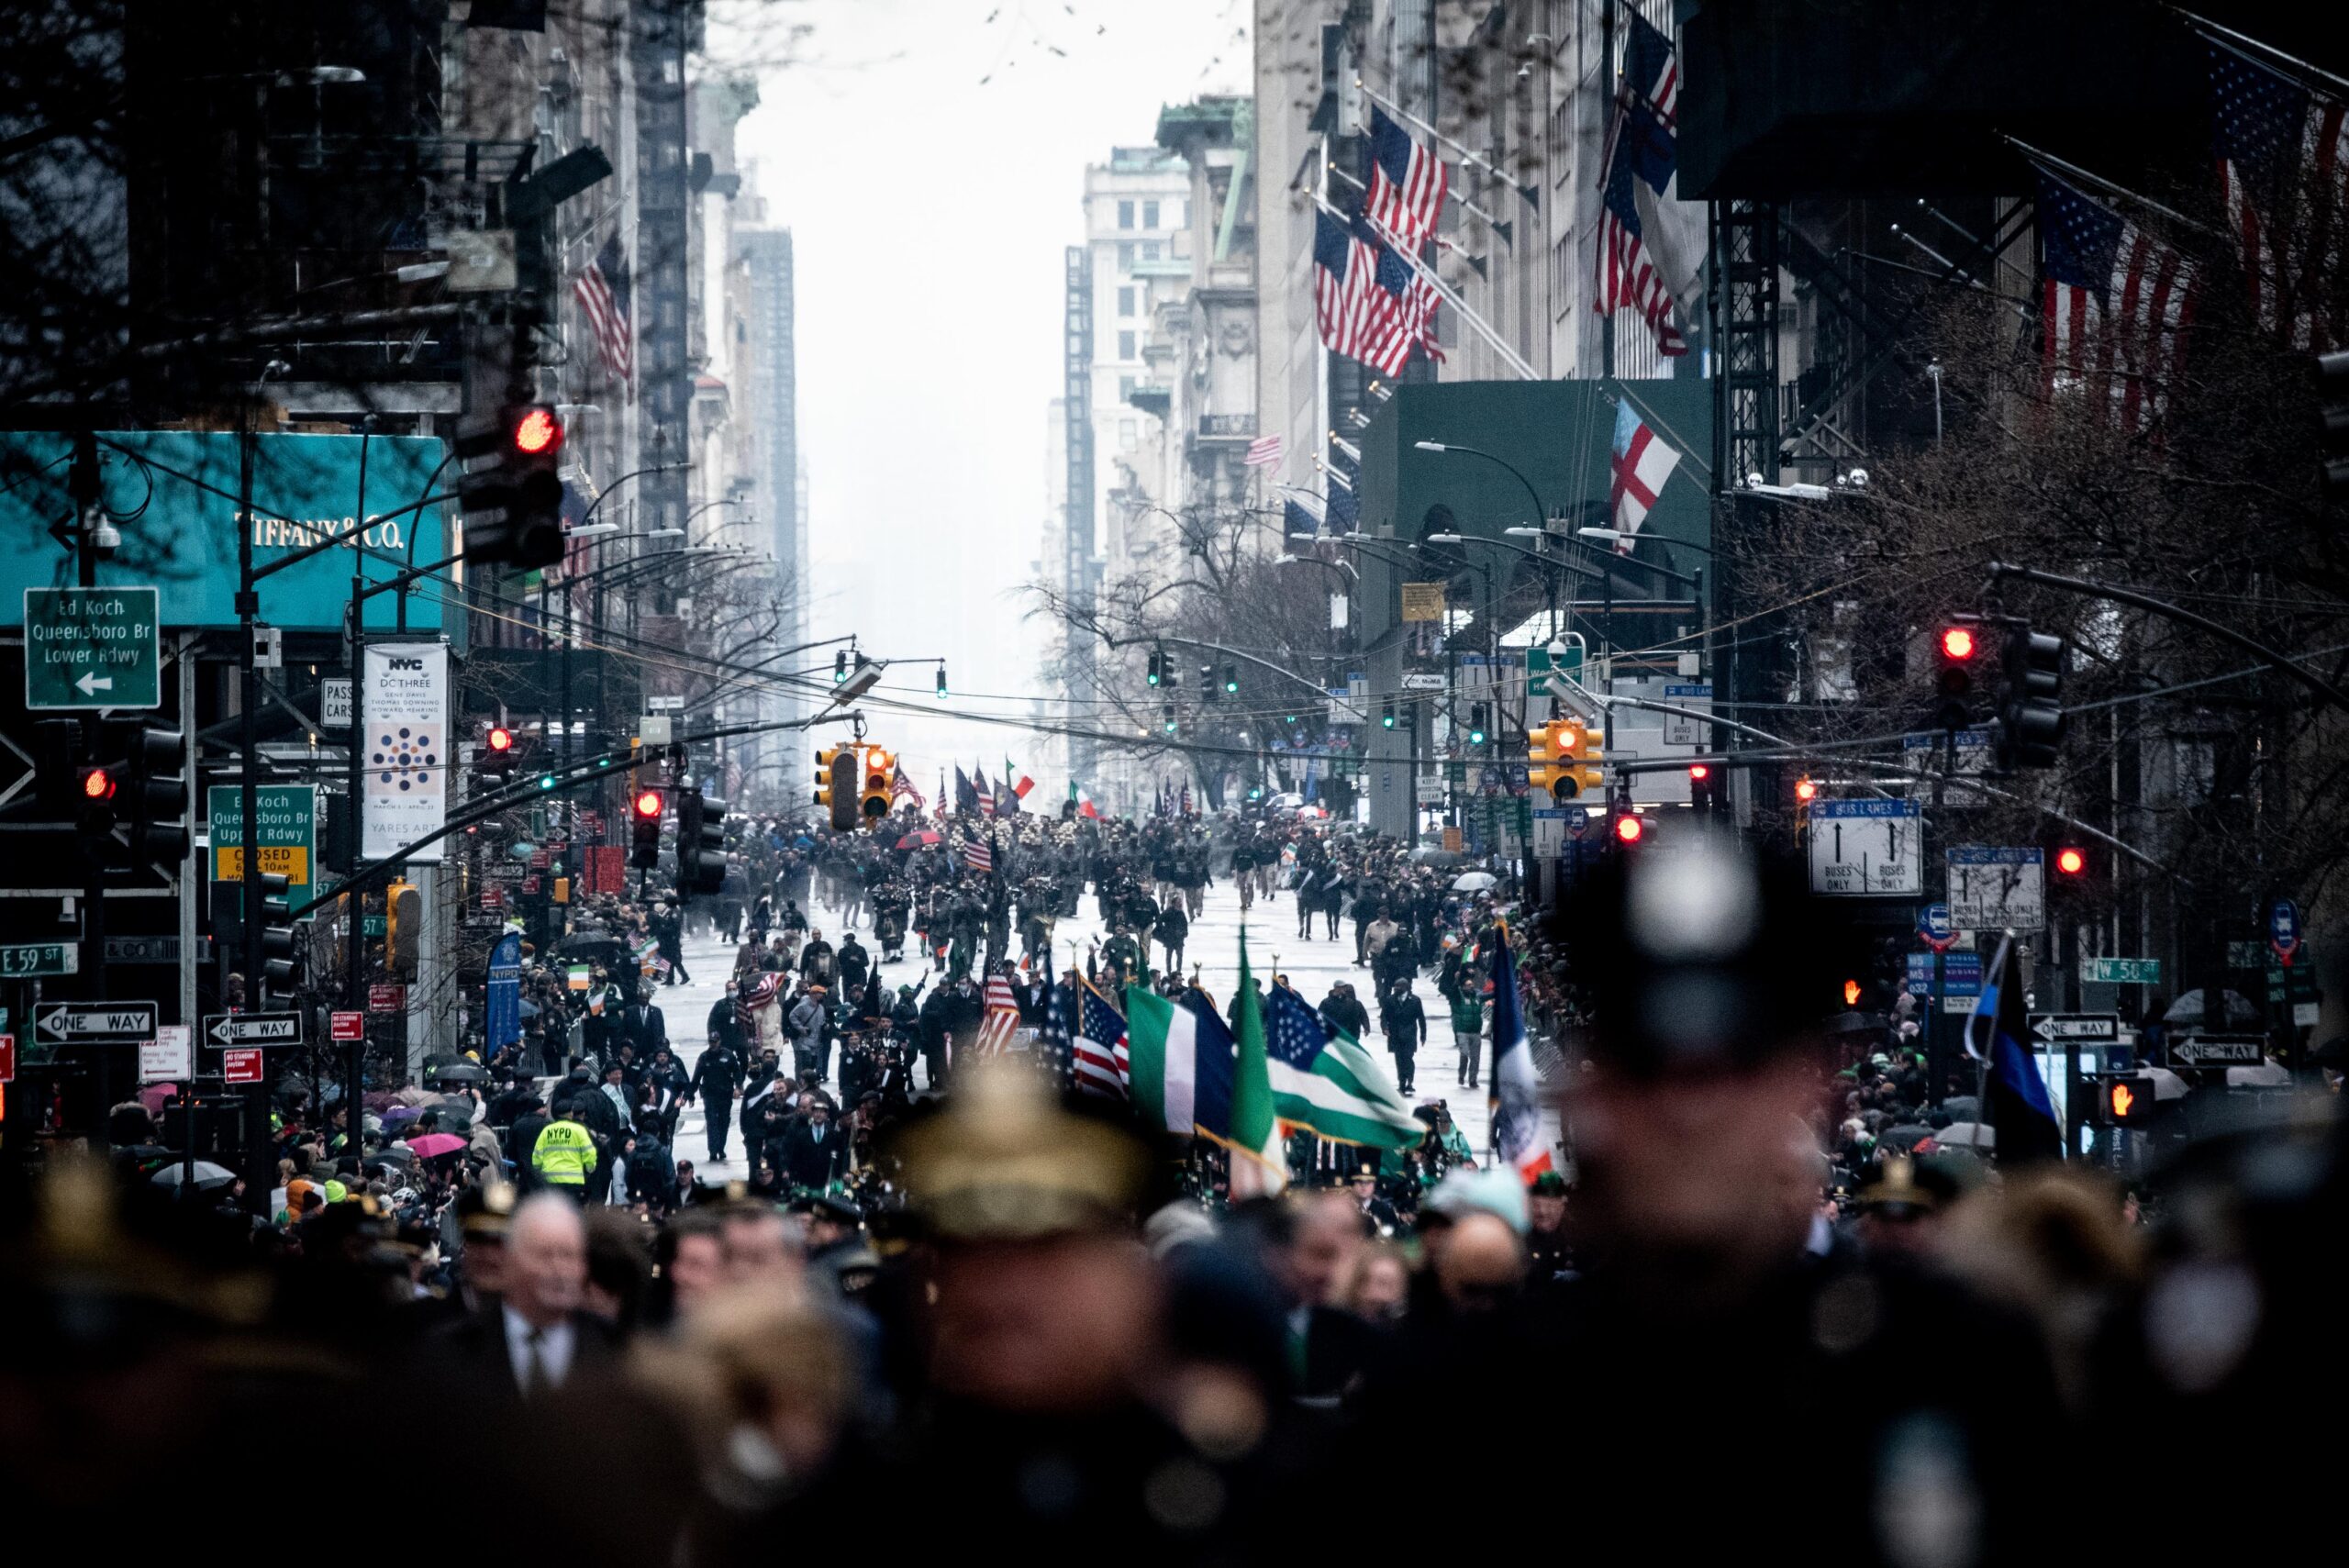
top-left (1964, 934), bottom-right (2065, 1163)
top-left (1594, 12), bottom-right (1690, 357)
top-left (573, 234), bottom-right (633, 385)
top-left (1365, 105), bottom-right (1451, 249)
top-left (2034, 169), bottom-right (2198, 432)
top-left (1243, 433), bottom-right (1285, 467)
top-left (1072, 978), bottom-right (1131, 1099)
top-left (1486, 924), bottom-right (1554, 1182)
top-left (1362, 246), bottom-right (1437, 375)
top-left (1609, 400), bottom-right (1681, 551)
top-left (1313, 206), bottom-right (1405, 373)
top-left (2206, 39), bottom-right (2349, 351)
top-left (1283, 496), bottom-right (1320, 540)
top-left (1324, 486), bottom-right (1359, 535)
top-left (975, 970), bottom-right (1021, 1055)
top-left (1264, 984), bottom-right (1423, 1149)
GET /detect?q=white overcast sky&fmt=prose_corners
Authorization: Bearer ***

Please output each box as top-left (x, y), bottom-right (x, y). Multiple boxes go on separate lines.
top-left (723, 0), bottom-right (1252, 787)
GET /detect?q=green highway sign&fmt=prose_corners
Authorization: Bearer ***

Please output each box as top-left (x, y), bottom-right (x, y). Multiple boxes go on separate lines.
top-left (207, 784), bottom-right (319, 892)
top-left (23, 586), bottom-right (161, 710)
top-left (0, 942), bottom-right (78, 978)
top-left (2084, 957), bottom-right (2161, 985)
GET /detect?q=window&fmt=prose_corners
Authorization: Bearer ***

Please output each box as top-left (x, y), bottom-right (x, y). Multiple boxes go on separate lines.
top-left (1118, 330), bottom-right (1137, 360)
top-left (1118, 199), bottom-right (1135, 229)
top-left (1119, 376), bottom-right (1138, 398)
top-left (1142, 199), bottom-right (1160, 228)
top-left (1119, 419), bottom-right (1138, 446)
top-left (1118, 241), bottom-right (1136, 269)
top-left (1118, 285), bottom-right (1136, 317)
top-left (1141, 241), bottom-right (1161, 261)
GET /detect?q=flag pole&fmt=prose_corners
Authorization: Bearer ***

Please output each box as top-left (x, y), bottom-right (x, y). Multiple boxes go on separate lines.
top-left (1311, 189), bottom-right (1540, 381)
top-left (2169, 6), bottom-right (2349, 97)
top-left (1997, 132), bottom-right (2220, 239)
top-left (1329, 161), bottom-right (1513, 245)
top-left (1355, 80), bottom-right (1540, 208)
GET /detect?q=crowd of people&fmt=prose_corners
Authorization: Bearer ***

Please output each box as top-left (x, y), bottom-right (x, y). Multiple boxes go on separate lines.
top-left (8, 795), bottom-right (2342, 1567)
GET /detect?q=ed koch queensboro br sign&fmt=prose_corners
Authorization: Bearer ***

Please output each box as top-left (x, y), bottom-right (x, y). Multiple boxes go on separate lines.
top-left (24, 586), bottom-right (161, 710)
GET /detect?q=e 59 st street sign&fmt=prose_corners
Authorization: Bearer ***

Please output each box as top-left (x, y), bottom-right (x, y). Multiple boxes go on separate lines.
top-left (23, 586), bottom-right (161, 710)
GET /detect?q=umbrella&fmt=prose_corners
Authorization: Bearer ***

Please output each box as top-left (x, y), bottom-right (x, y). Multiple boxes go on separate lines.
top-left (369, 1145), bottom-right (416, 1167)
top-left (430, 1063), bottom-right (487, 1085)
top-left (1935, 1121), bottom-right (1995, 1151)
top-left (2163, 988), bottom-right (2261, 1029)
top-left (381, 1105), bottom-right (425, 1127)
top-left (151, 1161), bottom-right (238, 1188)
top-left (1409, 847), bottom-right (1467, 867)
top-left (1939, 1094), bottom-right (1981, 1122)
top-left (137, 1083), bottom-right (181, 1118)
top-left (1452, 871), bottom-right (1499, 892)
top-left (405, 1132), bottom-right (468, 1159)
top-left (1881, 1123), bottom-right (1933, 1152)
top-left (2225, 1062), bottom-right (2289, 1087)
top-left (426, 1094), bottom-right (478, 1116)
top-left (2146, 1066), bottom-right (2190, 1101)
top-left (896, 830), bottom-right (942, 850)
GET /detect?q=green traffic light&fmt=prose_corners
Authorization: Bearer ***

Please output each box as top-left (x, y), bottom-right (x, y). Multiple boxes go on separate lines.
top-left (1284, 714), bottom-right (1297, 724)
top-left (538, 774), bottom-right (558, 791)
top-left (1470, 728), bottom-right (1487, 745)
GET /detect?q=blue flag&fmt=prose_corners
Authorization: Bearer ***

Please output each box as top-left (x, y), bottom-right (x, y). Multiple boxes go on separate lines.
top-left (1964, 934), bottom-right (2063, 1162)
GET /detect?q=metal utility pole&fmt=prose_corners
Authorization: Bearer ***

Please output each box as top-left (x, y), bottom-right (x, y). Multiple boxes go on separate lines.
top-left (66, 432), bottom-right (106, 1009)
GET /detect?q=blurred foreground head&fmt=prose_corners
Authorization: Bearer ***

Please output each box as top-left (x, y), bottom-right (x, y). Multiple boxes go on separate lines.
top-left (892, 1061), bottom-right (1155, 1412)
top-left (1552, 830), bottom-right (1866, 1299)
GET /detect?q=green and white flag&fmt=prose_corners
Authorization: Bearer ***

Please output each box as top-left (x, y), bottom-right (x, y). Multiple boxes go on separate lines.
top-left (1263, 982), bottom-right (1422, 1149)
top-left (1125, 983), bottom-right (1232, 1139)
top-left (1229, 933), bottom-right (1287, 1197)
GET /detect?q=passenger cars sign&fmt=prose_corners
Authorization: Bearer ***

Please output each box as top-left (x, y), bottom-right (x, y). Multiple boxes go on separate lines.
top-left (23, 586), bottom-right (161, 710)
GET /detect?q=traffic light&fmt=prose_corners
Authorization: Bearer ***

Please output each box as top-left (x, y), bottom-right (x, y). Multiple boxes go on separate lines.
top-left (1933, 618), bottom-right (1980, 729)
top-left (1688, 762), bottom-right (1719, 815)
top-left (122, 722), bottom-right (189, 873)
top-left (1163, 704), bottom-right (1178, 735)
top-left (1468, 703), bottom-right (1489, 746)
top-left (935, 663), bottom-right (949, 699)
top-left (834, 650), bottom-right (849, 685)
top-left (1557, 718), bottom-right (1605, 801)
top-left (1146, 649), bottom-right (1163, 686)
top-left (1794, 774), bottom-right (1817, 836)
top-left (1993, 623), bottom-right (2066, 771)
top-left (75, 759), bottom-right (117, 835)
top-left (454, 405), bottom-right (565, 569)
top-left (2054, 845), bottom-right (2087, 877)
top-left (1222, 663), bottom-right (1239, 695)
top-left (2102, 1073), bottom-right (2155, 1127)
top-left (859, 745), bottom-right (894, 824)
top-left (1381, 700), bottom-right (1397, 730)
top-left (1611, 809), bottom-right (1646, 846)
top-left (630, 786), bottom-right (664, 870)
top-left (815, 747), bottom-right (858, 833)
top-left (2321, 350), bottom-right (2349, 498)
top-left (1199, 663), bottom-right (1215, 704)
top-left (483, 724), bottom-right (516, 781)
top-left (384, 878), bottom-right (420, 983)
top-left (1527, 724), bottom-right (1562, 800)
top-left (262, 872), bottom-right (308, 1000)
top-left (677, 788), bottom-right (729, 894)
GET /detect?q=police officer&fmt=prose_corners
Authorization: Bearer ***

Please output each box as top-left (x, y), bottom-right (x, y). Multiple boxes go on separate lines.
top-left (529, 1102), bottom-right (598, 1192)
top-left (687, 1032), bottom-right (744, 1162)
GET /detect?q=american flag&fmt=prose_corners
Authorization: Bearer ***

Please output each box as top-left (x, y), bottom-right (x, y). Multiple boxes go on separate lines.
top-left (974, 765), bottom-right (996, 818)
top-left (1243, 433), bottom-right (1284, 467)
top-left (1372, 246), bottom-right (1444, 369)
top-left (1594, 13), bottom-right (1689, 357)
top-left (2207, 41), bottom-right (2349, 351)
top-left (573, 234), bottom-right (633, 384)
top-left (891, 762), bottom-right (924, 809)
top-left (2035, 170), bottom-right (2198, 432)
top-left (736, 970), bottom-right (784, 1032)
top-left (1324, 486), bottom-right (1359, 534)
top-left (1365, 106), bottom-right (1450, 250)
top-left (1283, 496), bottom-right (1320, 539)
top-left (975, 971), bottom-right (1021, 1054)
top-left (1313, 206), bottom-right (1404, 373)
top-left (1178, 783), bottom-right (1193, 816)
top-left (1072, 979), bottom-right (1131, 1098)
top-left (963, 838), bottom-right (993, 873)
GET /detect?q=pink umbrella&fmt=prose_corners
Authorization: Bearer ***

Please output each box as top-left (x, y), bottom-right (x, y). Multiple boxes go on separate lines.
top-left (406, 1132), bottom-right (468, 1159)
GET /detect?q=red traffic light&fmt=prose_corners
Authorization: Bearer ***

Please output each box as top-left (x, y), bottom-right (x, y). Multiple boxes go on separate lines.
top-left (511, 406), bottom-right (562, 456)
top-left (632, 788), bottom-right (665, 820)
top-left (80, 766), bottom-right (116, 801)
top-left (2055, 846), bottom-right (2086, 875)
top-left (1613, 812), bottom-right (1645, 844)
top-left (1941, 626), bottom-right (1976, 662)
top-left (485, 726), bottom-right (514, 754)
top-left (1794, 777), bottom-right (1818, 803)
top-left (1688, 763), bottom-right (1710, 781)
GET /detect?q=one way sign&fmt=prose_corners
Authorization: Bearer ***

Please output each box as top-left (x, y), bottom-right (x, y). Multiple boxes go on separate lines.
top-left (206, 1012), bottom-right (303, 1047)
top-left (2030, 1013), bottom-right (2121, 1045)
top-left (34, 1001), bottom-right (158, 1043)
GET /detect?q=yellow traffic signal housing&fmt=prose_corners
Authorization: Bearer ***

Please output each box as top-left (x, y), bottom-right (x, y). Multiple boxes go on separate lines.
top-left (859, 745), bottom-right (895, 825)
top-left (813, 746), bottom-right (839, 815)
top-left (1527, 725), bottom-right (1562, 801)
top-left (1537, 717), bottom-right (1604, 801)
top-left (385, 879), bottom-right (423, 980)
top-left (816, 745), bottom-right (861, 831)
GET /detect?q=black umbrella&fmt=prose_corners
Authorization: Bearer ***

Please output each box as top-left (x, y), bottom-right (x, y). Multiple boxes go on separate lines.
top-left (2164, 988), bottom-right (2261, 1029)
top-left (430, 1063), bottom-right (488, 1085)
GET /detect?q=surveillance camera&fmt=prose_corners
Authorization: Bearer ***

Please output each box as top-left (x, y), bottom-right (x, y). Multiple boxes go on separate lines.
top-left (1846, 467), bottom-right (1869, 488)
top-left (1745, 472), bottom-right (1766, 490)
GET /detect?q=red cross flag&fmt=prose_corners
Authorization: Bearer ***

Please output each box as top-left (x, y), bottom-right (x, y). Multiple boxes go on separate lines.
top-left (1609, 401), bottom-right (1681, 553)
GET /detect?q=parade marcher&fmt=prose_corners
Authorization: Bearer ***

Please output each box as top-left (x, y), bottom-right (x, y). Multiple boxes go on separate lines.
top-left (686, 1031), bottom-right (744, 1163)
top-left (1378, 977), bottom-right (1426, 1097)
top-left (1450, 986), bottom-right (1486, 1089)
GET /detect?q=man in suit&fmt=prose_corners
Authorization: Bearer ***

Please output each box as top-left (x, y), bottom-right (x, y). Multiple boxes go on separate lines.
top-left (777, 1096), bottom-right (850, 1191)
top-left (419, 1194), bottom-right (618, 1405)
top-left (619, 984), bottom-right (668, 1059)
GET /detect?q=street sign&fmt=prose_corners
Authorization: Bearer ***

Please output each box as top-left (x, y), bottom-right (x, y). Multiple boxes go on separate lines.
top-left (329, 1010), bottom-right (365, 1042)
top-left (2031, 1013), bottom-right (2121, 1045)
top-left (1400, 673), bottom-right (1448, 692)
top-left (322, 676), bottom-right (352, 728)
top-left (208, 784), bottom-right (318, 892)
top-left (1660, 684), bottom-right (1712, 746)
top-left (1902, 728), bottom-right (1995, 776)
top-left (368, 983), bottom-right (406, 1014)
top-left (2084, 957), bottom-right (2161, 985)
top-left (2268, 897), bottom-right (2302, 964)
top-left (105, 935), bottom-right (181, 965)
top-left (139, 1023), bottom-right (192, 1084)
top-left (1947, 847), bottom-right (2045, 931)
top-left (1908, 951), bottom-right (1982, 997)
top-left (1808, 799), bottom-right (1923, 896)
top-left (0, 941), bottom-right (78, 978)
top-left (34, 1001), bottom-right (156, 1043)
top-left (22, 585), bottom-right (161, 710)
top-left (1918, 904), bottom-right (1955, 952)
top-left (363, 914), bottom-right (387, 936)
top-left (2171, 1035), bottom-right (2266, 1067)
top-left (2227, 940), bottom-right (2268, 969)
top-left (222, 1048), bottom-right (263, 1084)
top-left (206, 1012), bottom-right (301, 1047)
